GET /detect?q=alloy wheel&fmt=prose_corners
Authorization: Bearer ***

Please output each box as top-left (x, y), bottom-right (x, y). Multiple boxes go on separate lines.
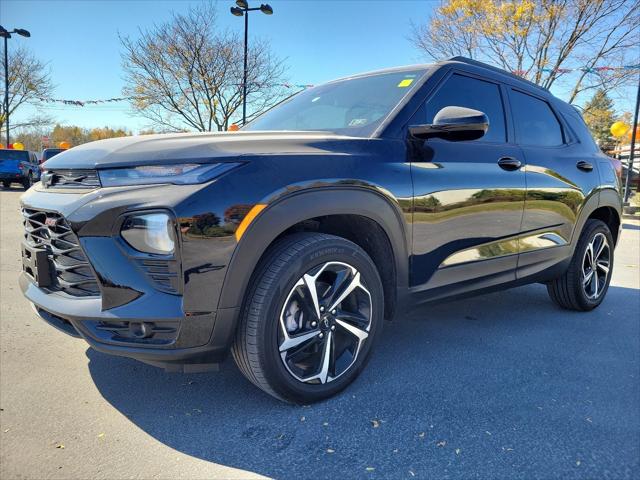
top-left (278, 261), bottom-right (372, 384)
top-left (582, 232), bottom-right (610, 300)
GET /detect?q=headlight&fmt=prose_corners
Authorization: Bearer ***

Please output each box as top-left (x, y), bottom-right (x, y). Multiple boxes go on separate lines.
top-left (98, 162), bottom-right (241, 187)
top-left (121, 213), bottom-right (176, 255)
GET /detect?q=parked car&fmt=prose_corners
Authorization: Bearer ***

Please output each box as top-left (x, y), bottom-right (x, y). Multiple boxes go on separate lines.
top-left (19, 57), bottom-right (622, 403)
top-left (1, 149), bottom-right (40, 189)
top-left (40, 148), bottom-right (67, 165)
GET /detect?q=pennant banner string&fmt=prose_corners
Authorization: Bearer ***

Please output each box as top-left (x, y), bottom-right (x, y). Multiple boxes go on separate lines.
top-left (35, 83), bottom-right (315, 107)
top-left (33, 65), bottom-right (640, 107)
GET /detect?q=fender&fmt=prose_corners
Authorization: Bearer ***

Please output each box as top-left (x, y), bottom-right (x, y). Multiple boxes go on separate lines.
top-left (568, 190), bottom-right (601, 251)
top-left (216, 186), bottom-right (410, 311)
top-left (570, 186), bottom-right (622, 252)
top-left (598, 186), bottom-right (624, 244)
top-left (598, 186), bottom-right (624, 214)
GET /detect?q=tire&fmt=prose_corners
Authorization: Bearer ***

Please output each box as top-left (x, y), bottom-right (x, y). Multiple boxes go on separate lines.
top-left (1, 181), bottom-right (10, 189)
top-left (22, 173), bottom-right (33, 190)
top-left (547, 219), bottom-right (614, 311)
top-left (231, 232), bottom-right (384, 403)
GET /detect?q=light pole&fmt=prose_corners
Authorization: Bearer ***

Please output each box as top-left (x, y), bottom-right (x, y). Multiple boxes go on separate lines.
top-left (623, 74), bottom-right (640, 203)
top-left (230, 1), bottom-right (273, 126)
top-left (0, 26), bottom-right (31, 147)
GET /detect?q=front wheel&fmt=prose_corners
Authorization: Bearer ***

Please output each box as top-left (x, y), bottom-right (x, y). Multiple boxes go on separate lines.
top-left (547, 219), bottom-right (614, 311)
top-left (232, 232), bottom-right (384, 403)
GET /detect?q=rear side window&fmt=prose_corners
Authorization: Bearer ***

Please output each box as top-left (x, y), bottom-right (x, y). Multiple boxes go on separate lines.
top-left (561, 106), bottom-right (599, 152)
top-left (424, 74), bottom-right (506, 143)
top-left (510, 90), bottom-right (564, 146)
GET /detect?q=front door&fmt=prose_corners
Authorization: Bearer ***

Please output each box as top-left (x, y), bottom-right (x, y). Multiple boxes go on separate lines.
top-left (408, 72), bottom-right (526, 299)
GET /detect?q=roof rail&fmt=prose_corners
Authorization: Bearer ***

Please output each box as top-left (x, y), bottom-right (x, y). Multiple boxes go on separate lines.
top-left (447, 56), bottom-right (548, 92)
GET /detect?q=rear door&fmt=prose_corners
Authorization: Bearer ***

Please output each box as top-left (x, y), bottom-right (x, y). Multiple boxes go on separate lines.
top-left (408, 72), bottom-right (526, 297)
top-left (508, 88), bottom-right (601, 278)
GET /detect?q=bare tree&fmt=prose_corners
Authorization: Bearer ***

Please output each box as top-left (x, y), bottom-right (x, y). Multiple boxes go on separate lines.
top-left (120, 3), bottom-right (288, 132)
top-left (410, 0), bottom-right (640, 104)
top-left (0, 46), bottom-right (54, 136)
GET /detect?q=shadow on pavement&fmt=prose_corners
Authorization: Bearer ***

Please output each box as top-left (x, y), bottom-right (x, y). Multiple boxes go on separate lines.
top-left (87, 284), bottom-right (639, 479)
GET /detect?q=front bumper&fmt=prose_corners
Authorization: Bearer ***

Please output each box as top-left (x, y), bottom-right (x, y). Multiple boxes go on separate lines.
top-left (20, 272), bottom-right (239, 367)
top-left (19, 182), bottom-right (242, 368)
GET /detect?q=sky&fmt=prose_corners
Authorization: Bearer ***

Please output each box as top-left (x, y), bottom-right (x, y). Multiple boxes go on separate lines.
top-left (2, 0), bottom-right (443, 132)
top-left (2, 0), bottom-right (637, 134)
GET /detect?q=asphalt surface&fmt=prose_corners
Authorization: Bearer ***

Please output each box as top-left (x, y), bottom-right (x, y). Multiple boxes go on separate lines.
top-left (1, 186), bottom-right (639, 479)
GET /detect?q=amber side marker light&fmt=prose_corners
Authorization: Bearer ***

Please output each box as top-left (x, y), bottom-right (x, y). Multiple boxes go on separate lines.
top-left (235, 204), bottom-right (267, 241)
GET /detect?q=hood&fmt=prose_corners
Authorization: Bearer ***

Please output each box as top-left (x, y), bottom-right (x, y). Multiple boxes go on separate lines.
top-left (42, 131), bottom-right (370, 170)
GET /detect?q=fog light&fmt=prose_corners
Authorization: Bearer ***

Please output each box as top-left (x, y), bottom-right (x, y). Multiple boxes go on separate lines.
top-left (121, 213), bottom-right (175, 255)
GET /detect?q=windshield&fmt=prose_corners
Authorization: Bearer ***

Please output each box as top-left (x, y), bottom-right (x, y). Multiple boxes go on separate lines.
top-left (245, 69), bottom-right (428, 137)
top-left (42, 149), bottom-right (65, 160)
top-left (0, 150), bottom-right (29, 161)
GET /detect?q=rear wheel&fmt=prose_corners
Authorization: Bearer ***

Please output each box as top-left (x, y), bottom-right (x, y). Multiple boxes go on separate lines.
top-left (547, 219), bottom-right (613, 311)
top-left (22, 173), bottom-right (33, 190)
top-left (232, 232), bottom-right (384, 403)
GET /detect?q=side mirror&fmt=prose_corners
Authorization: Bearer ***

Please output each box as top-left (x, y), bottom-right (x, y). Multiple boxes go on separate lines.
top-left (409, 106), bottom-right (489, 142)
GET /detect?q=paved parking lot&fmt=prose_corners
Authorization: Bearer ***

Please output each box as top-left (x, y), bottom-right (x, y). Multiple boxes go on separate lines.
top-left (1, 187), bottom-right (639, 479)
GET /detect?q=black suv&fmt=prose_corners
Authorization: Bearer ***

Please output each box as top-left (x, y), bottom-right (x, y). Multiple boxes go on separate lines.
top-left (19, 58), bottom-right (622, 403)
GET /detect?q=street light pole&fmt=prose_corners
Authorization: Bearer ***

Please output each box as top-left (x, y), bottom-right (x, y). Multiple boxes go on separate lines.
top-left (230, 1), bottom-right (273, 126)
top-left (623, 74), bottom-right (640, 203)
top-left (243, 11), bottom-right (248, 126)
top-left (0, 26), bottom-right (31, 146)
top-left (3, 34), bottom-right (8, 146)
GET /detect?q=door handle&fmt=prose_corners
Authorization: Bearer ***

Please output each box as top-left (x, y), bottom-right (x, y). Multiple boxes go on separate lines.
top-left (576, 160), bottom-right (593, 172)
top-left (498, 157), bottom-right (522, 171)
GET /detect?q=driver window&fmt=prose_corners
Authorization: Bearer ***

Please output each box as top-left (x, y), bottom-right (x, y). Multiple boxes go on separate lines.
top-left (425, 74), bottom-right (506, 143)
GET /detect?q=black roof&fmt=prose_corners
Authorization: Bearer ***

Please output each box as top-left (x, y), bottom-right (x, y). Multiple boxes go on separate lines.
top-left (446, 56), bottom-right (549, 93)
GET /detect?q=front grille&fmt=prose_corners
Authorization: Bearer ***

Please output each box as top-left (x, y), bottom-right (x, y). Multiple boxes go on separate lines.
top-left (22, 208), bottom-right (100, 297)
top-left (44, 169), bottom-right (100, 189)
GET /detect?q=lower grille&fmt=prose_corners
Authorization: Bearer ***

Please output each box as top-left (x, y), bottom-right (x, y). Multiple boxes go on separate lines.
top-left (22, 208), bottom-right (100, 297)
top-left (135, 258), bottom-right (180, 294)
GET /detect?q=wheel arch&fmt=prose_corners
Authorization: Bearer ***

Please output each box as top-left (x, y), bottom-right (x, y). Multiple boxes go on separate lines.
top-left (216, 187), bottom-right (410, 319)
top-left (570, 189), bottom-right (622, 250)
top-left (595, 188), bottom-right (623, 245)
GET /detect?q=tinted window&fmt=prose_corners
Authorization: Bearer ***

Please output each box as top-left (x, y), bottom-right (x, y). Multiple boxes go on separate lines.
top-left (246, 69), bottom-right (429, 137)
top-left (561, 105), bottom-right (598, 151)
top-left (424, 74), bottom-right (506, 143)
top-left (510, 90), bottom-right (563, 146)
top-left (0, 150), bottom-right (29, 161)
top-left (42, 149), bottom-right (65, 161)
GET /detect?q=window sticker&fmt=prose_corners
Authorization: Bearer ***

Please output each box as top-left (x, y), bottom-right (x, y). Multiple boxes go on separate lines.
top-left (397, 79), bottom-right (414, 88)
top-left (349, 118), bottom-right (368, 127)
